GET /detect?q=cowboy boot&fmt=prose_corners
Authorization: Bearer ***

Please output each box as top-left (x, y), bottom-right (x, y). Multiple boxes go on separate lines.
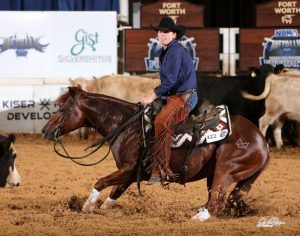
top-left (147, 165), bottom-right (166, 185)
top-left (147, 134), bottom-right (173, 185)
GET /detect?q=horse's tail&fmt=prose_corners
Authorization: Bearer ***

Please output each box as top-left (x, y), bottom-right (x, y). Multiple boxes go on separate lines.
top-left (241, 74), bottom-right (274, 101)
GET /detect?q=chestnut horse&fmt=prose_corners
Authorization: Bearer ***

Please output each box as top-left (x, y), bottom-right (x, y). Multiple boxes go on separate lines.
top-left (42, 87), bottom-right (269, 221)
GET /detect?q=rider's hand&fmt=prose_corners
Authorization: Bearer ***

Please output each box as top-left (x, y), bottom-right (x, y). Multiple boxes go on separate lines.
top-left (140, 90), bottom-right (157, 106)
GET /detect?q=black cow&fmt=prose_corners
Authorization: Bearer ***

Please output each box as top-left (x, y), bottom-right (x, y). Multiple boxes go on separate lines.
top-left (196, 64), bottom-right (299, 146)
top-left (196, 64), bottom-right (274, 126)
top-left (0, 134), bottom-right (21, 187)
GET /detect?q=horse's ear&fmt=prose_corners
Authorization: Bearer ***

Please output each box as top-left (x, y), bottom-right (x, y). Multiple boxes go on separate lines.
top-left (8, 133), bottom-right (15, 144)
top-left (92, 76), bottom-right (97, 80)
top-left (68, 86), bottom-right (78, 97)
top-left (69, 78), bottom-right (75, 86)
top-left (77, 84), bottom-right (82, 90)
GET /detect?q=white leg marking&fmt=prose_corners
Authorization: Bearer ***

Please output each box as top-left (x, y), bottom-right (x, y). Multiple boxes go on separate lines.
top-left (100, 196), bottom-right (115, 209)
top-left (191, 207), bottom-right (211, 221)
top-left (82, 188), bottom-right (100, 213)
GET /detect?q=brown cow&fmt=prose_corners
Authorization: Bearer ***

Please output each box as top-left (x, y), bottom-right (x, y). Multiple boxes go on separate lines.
top-left (242, 74), bottom-right (300, 149)
top-left (88, 74), bottom-right (160, 102)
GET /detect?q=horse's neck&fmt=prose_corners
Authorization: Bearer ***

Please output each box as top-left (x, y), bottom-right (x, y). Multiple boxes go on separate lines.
top-left (84, 95), bottom-right (137, 136)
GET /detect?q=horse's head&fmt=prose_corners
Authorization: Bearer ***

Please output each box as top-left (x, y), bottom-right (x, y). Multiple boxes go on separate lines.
top-left (42, 86), bottom-right (86, 141)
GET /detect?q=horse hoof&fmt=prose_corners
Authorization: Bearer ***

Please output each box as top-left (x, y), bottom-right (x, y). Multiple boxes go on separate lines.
top-left (100, 197), bottom-right (115, 209)
top-left (82, 202), bottom-right (96, 213)
top-left (191, 207), bottom-right (211, 221)
top-left (100, 203), bottom-right (111, 209)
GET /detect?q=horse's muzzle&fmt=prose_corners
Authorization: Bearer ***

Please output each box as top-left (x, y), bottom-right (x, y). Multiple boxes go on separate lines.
top-left (41, 127), bottom-right (61, 141)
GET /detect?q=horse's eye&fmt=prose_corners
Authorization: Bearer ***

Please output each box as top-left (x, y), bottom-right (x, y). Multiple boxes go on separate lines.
top-left (58, 106), bottom-right (64, 113)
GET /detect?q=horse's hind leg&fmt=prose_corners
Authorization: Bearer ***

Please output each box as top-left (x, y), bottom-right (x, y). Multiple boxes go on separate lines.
top-left (100, 182), bottom-right (133, 209)
top-left (206, 174), bottom-right (233, 216)
top-left (192, 172), bottom-right (234, 221)
top-left (226, 159), bottom-right (268, 217)
top-left (226, 178), bottom-right (257, 217)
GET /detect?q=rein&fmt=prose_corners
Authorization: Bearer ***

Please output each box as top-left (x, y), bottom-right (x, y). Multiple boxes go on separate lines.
top-left (86, 105), bottom-right (148, 149)
top-left (54, 138), bottom-right (112, 166)
top-left (53, 103), bottom-right (148, 166)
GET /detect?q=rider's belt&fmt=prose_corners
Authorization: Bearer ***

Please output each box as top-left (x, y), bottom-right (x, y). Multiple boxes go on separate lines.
top-left (181, 88), bottom-right (197, 94)
top-left (169, 88), bottom-right (197, 96)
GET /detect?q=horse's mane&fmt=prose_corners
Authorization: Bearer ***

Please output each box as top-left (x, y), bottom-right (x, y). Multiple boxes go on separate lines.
top-left (55, 91), bottom-right (70, 105)
top-left (83, 89), bottom-right (137, 107)
top-left (56, 87), bottom-right (137, 110)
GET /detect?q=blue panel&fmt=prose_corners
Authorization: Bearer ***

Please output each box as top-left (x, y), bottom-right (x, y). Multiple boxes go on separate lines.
top-left (84, 0), bottom-right (119, 12)
top-left (0, 0), bottom-right (10, 10)
top-left (0, 0), bottom-right (120, 11)
top-left (23, 0), bottom-right (54, 10)
top-left (0, 0), bottom-right (22, 10)
top-left (56, 0), bottom-right (84, 11)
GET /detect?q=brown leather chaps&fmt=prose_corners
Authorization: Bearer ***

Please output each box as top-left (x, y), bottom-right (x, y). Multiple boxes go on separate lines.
top-left (151, 94), bottom-right (190, 177)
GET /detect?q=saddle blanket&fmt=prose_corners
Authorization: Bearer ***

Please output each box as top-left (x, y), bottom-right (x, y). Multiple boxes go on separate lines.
top-left (171, 105), bottom-right (232, 148)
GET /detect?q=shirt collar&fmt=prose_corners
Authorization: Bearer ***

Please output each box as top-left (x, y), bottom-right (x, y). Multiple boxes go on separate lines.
top-left (163, 39), bottom-right (176, 51)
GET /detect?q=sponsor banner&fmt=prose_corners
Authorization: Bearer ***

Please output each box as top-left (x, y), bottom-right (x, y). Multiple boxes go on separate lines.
top-left (256, 0), bottom-right (300, 27)
top-left (52, 12), bottom-right (117, 77)
top-left (125, 29), bottom-right (219, 72)
top-left (0, 85), bottom-right (67, 133)
top-left (144, 35), bottom-right (199, 71)
top-left (239, 28), bottom-right (300, 70)
top-left (0, 12), bottom-right (52, 78)
top-left (260, 29), bottom-right (300, 69)
top-left (140, 0), bottom-right (204, 28)
top-left (0, 11), bottom-right (117, 78)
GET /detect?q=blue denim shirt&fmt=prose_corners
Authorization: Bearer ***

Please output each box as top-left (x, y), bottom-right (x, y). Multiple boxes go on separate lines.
top-left (154, 39), bottom-right (197, 97)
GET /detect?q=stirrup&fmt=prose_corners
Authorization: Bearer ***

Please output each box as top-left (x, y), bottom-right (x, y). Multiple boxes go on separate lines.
top-left (147, 175), bottom-right (161, 185)
top-left (165, 172), bottom-right (180, 182)
top-left (146, 165), bottom-right (166, 185)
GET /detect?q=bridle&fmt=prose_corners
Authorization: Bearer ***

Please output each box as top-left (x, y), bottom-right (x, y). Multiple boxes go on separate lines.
top-left (52, 92), bottom-right (112, 166)
top-left (53, 92), bottom-right (148, 166)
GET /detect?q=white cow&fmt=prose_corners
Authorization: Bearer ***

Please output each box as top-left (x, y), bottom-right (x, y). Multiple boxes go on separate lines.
top-left (242, 74), bottom-right (300, 149)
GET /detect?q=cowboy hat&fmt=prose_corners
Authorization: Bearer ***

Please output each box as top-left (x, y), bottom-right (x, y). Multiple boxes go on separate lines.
top-left (151, 17), bottom-right (186, 40)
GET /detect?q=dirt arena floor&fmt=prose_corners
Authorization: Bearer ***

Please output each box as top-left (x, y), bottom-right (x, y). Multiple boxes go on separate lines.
top-left (1, 134), bottom-right (300, 236)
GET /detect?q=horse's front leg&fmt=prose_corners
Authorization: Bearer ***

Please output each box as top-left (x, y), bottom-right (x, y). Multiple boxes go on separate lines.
top-left (100, 181), bottom-right (133, 209)
top-left (82, 166), bottom-right (135, 213)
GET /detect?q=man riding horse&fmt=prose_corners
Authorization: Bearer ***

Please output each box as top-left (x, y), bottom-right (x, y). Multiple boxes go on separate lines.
top-left (141, 17), bottom-right (198, 185)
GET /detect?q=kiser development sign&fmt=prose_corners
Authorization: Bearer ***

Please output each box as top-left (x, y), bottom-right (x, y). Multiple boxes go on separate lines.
top-left (0, 85), bottom-right (65, 133)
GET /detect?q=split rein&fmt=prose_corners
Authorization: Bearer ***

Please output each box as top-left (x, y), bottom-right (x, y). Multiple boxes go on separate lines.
top-left (54, 104), bottom-right (148, 166)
